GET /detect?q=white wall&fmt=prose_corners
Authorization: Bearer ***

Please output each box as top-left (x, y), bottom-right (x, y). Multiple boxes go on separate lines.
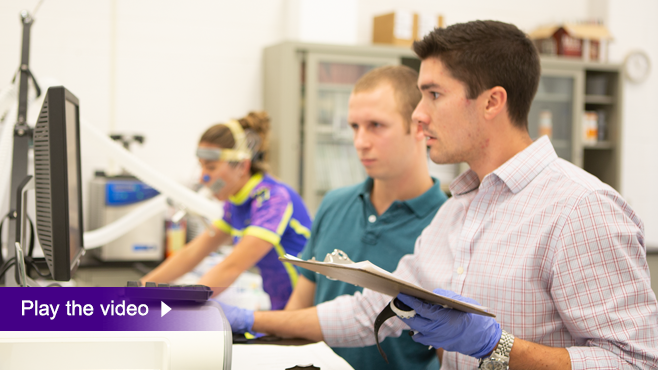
top-left (1, 0), bottom-right (656, 245)
top-left (1, 0), bottom-right (287, 224)
top-left (607, 0), bottom-right (658, 249)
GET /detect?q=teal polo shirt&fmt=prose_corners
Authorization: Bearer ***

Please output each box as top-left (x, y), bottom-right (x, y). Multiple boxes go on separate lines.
top-left (300, 177), bottom-right (448, 370)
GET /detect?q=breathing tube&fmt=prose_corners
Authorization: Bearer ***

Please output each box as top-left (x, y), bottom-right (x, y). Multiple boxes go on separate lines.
top-left (196, 119), bottom-right (262, 196)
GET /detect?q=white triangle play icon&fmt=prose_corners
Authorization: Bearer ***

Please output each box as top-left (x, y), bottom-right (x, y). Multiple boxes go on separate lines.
top-left (161, 301), bottom-right (171, 317)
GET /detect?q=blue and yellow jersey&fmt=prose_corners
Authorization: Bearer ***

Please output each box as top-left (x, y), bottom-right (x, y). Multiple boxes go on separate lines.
top-left (213, 173), bottom-right (311, 310)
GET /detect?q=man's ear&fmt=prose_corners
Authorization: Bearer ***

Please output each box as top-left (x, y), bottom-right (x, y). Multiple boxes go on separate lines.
top-left (483, 86), bottom-right (508, 121)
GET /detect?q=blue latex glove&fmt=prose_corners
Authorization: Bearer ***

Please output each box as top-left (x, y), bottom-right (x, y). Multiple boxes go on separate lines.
top-left (396, 289), bottom-right (502, 359)
top-left (213, 300), bottom-right (255, 334)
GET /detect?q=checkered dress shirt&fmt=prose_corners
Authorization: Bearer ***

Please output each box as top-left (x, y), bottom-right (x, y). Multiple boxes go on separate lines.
top-left (317, 137), bottom-right (658, 369)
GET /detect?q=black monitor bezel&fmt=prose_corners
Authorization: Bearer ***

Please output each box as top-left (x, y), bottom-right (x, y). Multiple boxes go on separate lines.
top-left (34, 86), bottom-right (85, 281)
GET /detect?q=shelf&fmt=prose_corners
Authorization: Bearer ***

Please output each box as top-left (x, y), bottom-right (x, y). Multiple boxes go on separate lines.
top-left (534, 93), bottom-right (572, 103)
top-left (584, 95), bottom-right (614, 104)
top-left (316, 132), bottom-right (353, 144)
top-left (583, 141), bottom-right (614, 150)
top-left (318, 83), bottom-right (355, 92)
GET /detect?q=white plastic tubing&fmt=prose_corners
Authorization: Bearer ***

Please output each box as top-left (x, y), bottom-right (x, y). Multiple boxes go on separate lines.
top-left (0, 79), bottom-right (222, 249)
top-left (80, 120), bottom-right (223, 222)
top-left (83, 194), bottom-right (168, 249)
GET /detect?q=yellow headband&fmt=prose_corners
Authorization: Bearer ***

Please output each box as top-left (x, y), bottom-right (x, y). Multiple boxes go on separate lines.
top-left (220, 120), bottom-right (251, 161)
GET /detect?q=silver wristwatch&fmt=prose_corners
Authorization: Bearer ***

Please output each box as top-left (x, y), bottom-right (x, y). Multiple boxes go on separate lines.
top-left (478, 330), bottom-right (514, 370)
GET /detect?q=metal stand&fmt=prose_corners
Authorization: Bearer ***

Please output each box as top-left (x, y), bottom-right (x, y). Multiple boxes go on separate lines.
top-left (3, 11), bottom-right (38, 286)
top-left (13, 175), bottom-right (34, 286)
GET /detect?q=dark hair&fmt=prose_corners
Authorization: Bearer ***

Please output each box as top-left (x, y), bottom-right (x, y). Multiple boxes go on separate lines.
top-left (199, 111), bottom-right (270, 175)
top-left (413, 20), bottom-right (540, 129)
top-left (353, 65), bottom-right (421, 133)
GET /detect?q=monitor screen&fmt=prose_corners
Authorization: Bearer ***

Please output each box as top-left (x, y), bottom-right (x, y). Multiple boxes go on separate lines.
top-left (34, 86), bottom-right (85, 281)
top-left (65, 99), bottom-right (82, 268)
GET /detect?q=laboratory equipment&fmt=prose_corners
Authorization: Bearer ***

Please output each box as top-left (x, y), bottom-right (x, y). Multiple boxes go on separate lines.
top-left (88, 173), bottom-right (164, 262)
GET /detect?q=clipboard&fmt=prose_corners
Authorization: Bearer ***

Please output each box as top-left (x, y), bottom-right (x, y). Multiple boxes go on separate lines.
top-left (279, 254), bottom-right (495, 318)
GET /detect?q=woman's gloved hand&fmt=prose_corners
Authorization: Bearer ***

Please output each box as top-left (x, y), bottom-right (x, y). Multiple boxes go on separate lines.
top-left (396, 288), bottom-right (501, 359)
top-left (213, 300), bottom-right (255, 334)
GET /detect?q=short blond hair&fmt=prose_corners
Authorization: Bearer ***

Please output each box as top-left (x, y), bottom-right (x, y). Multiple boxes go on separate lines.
top-left (353, 65), bottom-right (420, 132)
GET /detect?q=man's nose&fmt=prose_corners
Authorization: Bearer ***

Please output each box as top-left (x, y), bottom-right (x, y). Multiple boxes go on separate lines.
top-left (412, 101), bottom-right (429, 127)
top-left (353, 128), bottom-right (370, 149)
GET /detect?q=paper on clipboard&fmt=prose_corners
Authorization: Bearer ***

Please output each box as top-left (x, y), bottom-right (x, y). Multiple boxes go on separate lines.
top-left (280, 254), bottom-right (495, 318)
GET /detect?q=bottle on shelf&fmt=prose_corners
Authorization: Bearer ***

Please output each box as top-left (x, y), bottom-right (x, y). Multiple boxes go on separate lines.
top-left (582, 111), bottom-right (599, 145)
top-left (539, 110), bottom-right (553, 139)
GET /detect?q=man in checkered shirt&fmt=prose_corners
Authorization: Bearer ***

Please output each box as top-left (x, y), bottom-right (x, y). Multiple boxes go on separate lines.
top-left (227, 20), bottom-right (658, 369)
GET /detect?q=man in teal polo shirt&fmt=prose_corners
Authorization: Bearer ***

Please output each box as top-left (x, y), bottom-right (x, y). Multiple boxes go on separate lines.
top-left (284, 65), bottom-right (448, 369)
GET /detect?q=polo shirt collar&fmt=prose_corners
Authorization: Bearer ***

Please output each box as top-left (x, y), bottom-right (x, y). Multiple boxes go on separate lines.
top-left (229, 172), bottom-right (264, 205)
top-left (358, 177), bottom-right (375, 198)
top-left (359, 177), bottom-right (441, 218)
top-left (404, 178), bottom-right (441, 218)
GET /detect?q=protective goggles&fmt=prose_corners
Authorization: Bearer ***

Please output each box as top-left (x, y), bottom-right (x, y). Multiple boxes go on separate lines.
top-left (196, 119), bottom-right (252, 162)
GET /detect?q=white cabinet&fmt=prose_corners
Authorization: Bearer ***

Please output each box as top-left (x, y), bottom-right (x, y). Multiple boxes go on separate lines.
top-left (264, 43), bottom-right (624, 213)
top-left (529, 57), bottom-right (623, 190)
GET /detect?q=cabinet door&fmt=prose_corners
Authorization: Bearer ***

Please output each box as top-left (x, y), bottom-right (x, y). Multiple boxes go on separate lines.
top-left (303, 53), bottom-right (399, 213)
top-left (528, 69), bottom-right (583, 165)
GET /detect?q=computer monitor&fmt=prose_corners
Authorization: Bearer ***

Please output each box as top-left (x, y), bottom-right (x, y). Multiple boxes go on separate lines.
top-left (32, 86), bottom-right (85, 281)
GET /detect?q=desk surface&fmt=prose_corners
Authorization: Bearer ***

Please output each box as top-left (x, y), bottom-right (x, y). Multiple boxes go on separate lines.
top-left (73, 262), bottom-right (156, 287)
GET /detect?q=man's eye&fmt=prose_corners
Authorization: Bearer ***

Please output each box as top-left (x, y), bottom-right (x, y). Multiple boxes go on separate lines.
top-left (431, 92), bottom-right (440, 99)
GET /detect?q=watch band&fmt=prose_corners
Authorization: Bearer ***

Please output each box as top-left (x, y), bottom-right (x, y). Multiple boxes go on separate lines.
top-left (479, 330), bottom-right (514, 369)
top-left (373, 298), bottom-right (416, 364)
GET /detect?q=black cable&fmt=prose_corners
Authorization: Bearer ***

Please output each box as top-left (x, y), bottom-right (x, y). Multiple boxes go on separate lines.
top-left (24, 257), bottom-right (50, 278)
top-left (27, 215), bottom-right (35, 257)
top-left (0, 257), bottom-right (17, 280)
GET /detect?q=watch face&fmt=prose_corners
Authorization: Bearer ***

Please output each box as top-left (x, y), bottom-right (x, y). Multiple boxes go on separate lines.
top-left (481, 360), bottom-right (507, 370)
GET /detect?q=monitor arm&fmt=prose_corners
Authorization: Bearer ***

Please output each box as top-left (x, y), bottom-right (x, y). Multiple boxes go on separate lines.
top-left (3, 11), bottom-right (37, 286)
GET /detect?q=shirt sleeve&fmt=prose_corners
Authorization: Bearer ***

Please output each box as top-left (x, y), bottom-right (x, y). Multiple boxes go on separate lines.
top-left (316, 235), bottom-right (424, 347)
top-left (243, 185), bottom-right (293, 246)
top-left (212, 202), bottom-right (232, 234)
top-left (551, 190), bottom-right (658, 369)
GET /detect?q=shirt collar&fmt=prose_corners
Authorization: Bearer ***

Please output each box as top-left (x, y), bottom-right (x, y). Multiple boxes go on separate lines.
top-left (404, 178), bottom-right (443, 217)
top-left (229, 172), bottom-right (264, 205)
top-left (449, 136), bottom-right (558, 195)
top-left (492, 136), bottom-right (558, 194)
top-left (449, 170), bottom-right (481, 196)
top-left (358, 177), bottom-right (375, 198)
top-left (359, 177), bottom-right (443, 218)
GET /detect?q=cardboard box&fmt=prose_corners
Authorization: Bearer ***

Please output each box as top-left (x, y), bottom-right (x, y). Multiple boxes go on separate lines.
top-left (372, 11), bottom-right (418, 47)
top-left (373, 12), bottom-right (445, 46)
top-left (418, 14), bottom-right (445, 39)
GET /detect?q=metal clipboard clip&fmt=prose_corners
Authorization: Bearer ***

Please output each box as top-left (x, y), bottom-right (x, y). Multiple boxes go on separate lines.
top-left (309, 249), bottom-right (354, 281)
